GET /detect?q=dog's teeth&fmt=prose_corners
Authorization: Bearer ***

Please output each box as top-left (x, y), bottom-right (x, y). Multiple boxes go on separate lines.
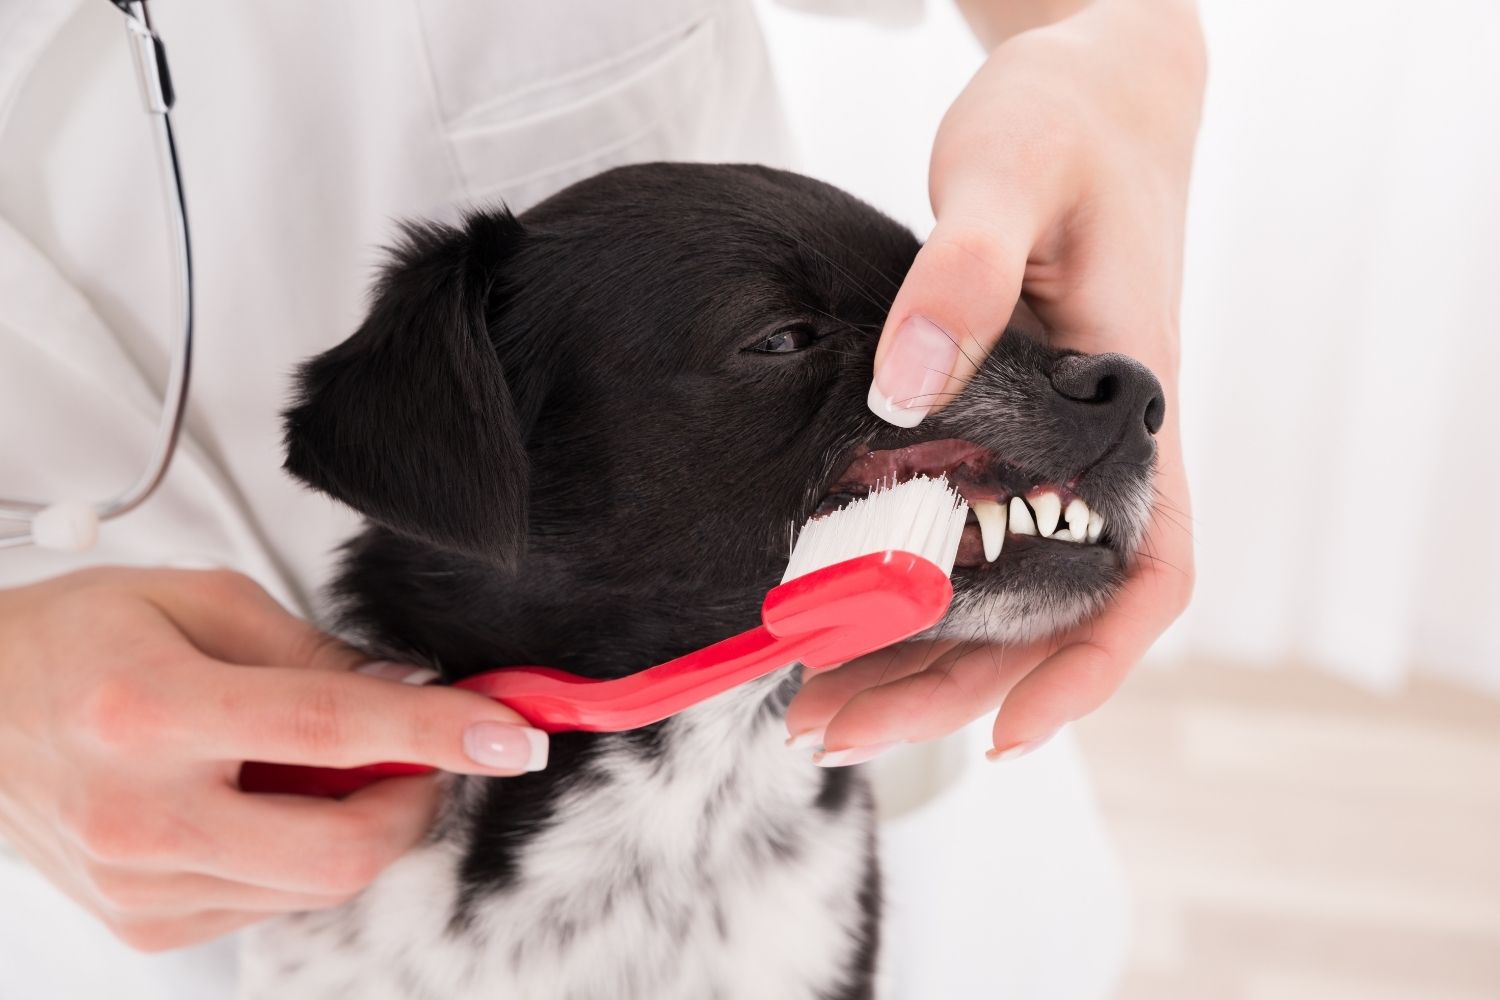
top-left (1065, 498), bottom-right (1089, 541)
top-left (1031, 491), bottom-right (1062, 537)
top-left (1087, 511), bottom-right (1104, 543)
top-left (972, 500), bottom-right (1006, 561)
top-left (1008, 497), bottom-right (1038, 536)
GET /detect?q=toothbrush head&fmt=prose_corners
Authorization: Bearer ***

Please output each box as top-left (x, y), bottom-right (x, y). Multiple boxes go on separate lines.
top-left (767, 477), bottom-right (968, 669)
top-left (781, 475), bottom-right (968, 584)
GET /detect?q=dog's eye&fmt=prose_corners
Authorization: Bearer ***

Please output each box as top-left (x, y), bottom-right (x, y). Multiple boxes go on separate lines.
top-left (748, 325), bottom-right (816, 354)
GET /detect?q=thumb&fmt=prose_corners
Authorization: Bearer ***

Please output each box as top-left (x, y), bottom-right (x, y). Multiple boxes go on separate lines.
top-left (867, 215), bottom-right (1029, 428)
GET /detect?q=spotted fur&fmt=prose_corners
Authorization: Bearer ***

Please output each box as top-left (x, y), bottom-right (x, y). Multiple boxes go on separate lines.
top-left (240, 164), bottom-right (1161, 999)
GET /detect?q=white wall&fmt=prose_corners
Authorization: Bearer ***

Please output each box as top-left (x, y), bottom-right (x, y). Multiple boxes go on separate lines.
top-left (756, 0), bottom-right (1500, 695)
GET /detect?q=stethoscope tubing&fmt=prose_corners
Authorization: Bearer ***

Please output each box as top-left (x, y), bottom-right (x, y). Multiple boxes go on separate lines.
top-left (0, 1), bottom-right (193, 550)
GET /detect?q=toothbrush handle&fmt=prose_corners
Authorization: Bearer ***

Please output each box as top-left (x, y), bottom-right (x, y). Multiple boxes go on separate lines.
top-left (236, 667), bottom-right (608, 798)
top-left (237, 760), bottom-right (432, 799)
top-left (237, 632), bottom-right (802, 798)
top-left (240, 551), bottom-right (953, 798)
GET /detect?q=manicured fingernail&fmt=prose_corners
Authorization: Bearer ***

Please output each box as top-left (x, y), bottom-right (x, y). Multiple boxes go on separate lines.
top-left (356, 661), bottom-right (440, 686)
top-left (463, 722), bottom-right (549, 773)
top-left (785, 727), bottom-right (826, 751)
top-left (985, 730), bottom-right (1057, 763)
top-left (867, 316), bottom-right (961, 428)
top-left (813, 742), bottom-right (900, 767)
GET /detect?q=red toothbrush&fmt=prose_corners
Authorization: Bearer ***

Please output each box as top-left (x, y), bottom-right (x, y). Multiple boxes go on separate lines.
top-left (240, 477), bottom-right (969, 798)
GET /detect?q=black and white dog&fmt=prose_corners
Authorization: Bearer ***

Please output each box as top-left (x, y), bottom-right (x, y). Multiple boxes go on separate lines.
top-left (240, 164), bottom-right (1162, 999)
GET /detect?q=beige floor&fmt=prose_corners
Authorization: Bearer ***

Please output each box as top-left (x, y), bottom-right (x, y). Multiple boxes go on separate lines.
top-left (1073, 662), bottom-right (1500, 1000)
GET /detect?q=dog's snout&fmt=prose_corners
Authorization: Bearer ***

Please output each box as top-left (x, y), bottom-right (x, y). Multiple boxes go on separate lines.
top-left (1048, 353), bottom-right (1165, 463)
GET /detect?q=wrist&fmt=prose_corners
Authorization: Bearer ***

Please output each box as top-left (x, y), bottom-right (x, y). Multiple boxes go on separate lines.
top-left (957, 0), bottom-right (1089, 48)
top-left (960, 0), bottom-right (1203, 70)
top-left (1067, 0), bottom-right (1207, 92)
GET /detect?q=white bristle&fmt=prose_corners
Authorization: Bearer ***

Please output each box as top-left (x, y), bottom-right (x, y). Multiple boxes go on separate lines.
top-left (782, 476), bottom-right (970, 584)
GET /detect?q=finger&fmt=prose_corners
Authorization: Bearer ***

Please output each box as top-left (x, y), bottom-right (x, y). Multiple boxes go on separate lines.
top-left (109, 909), bottom-right (271, 953)
top-left (161, 662), bottom-right (542, 773)
top-left (1022, 204), bottom-right (1186, 385)
top-left (786, 640), bottom-right (961, 741)
top-left (190, 775), bottom-right (439, 894)
top-left (867, 213), bottom-right (1031, 428)
top-left (819, 637), bottom-right (1051, 751)
top-left (143, 568), bottom-right (365, 673)
top-left (990, 422), bottom-right (1194, 753)
top-left (89, 867), bottom-right (351, 918)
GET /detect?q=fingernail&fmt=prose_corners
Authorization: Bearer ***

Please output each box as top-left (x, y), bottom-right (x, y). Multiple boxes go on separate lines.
top-left (867, 316), bottom-right (961, 428)
top-left (985, 730), bottom-right (1057, 763)
top-left (463, 722), bottom-right (549, 773)
top-left (356, 661), bottom-right (441, 686)
top-left (785, 727), bottom-right (826, 751)
top-left (813, 742), bottom-right (900, 767)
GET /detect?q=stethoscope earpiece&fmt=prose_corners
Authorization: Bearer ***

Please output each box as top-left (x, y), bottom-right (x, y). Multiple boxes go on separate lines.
top-left (31, 503), bottom-right (101, 553)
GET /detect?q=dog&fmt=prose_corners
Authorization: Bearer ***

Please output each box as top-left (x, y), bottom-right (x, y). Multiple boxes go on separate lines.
top-left (239, 163), bottom-right (1163, 1000)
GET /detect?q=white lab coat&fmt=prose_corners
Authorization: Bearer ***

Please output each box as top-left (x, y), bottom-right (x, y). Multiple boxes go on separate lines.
top-left (0, 2), bottom-right (1125, 997)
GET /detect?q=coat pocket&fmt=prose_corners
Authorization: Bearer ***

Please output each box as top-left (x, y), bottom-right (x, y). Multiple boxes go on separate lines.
top-left (432, 11), bottom-right (722, 211)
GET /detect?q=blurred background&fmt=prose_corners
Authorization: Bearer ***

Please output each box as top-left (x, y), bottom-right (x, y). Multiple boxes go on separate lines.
top-left (756, 1), bottom-right (1500, 997)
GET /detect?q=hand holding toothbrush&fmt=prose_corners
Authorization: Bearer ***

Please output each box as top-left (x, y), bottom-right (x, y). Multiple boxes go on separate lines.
top-left (0, 567), bottom-right (546, 950)
top-left (800, 0), bottom-right (1203, 763)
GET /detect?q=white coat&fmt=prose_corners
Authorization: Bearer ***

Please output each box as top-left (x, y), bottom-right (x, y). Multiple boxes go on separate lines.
top-left (0, 2), bottom-right (1125, 996)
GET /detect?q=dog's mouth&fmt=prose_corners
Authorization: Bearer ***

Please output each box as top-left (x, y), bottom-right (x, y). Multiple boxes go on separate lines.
top-left (815, 439), bottom-right (1113, 571)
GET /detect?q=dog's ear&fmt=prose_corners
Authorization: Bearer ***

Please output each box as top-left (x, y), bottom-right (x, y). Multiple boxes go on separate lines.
top-left (283, 210), bottom-right (530, 566)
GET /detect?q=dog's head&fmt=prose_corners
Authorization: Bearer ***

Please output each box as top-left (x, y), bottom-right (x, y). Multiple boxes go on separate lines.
top-left (286, 164), bottom-right (1161, 668)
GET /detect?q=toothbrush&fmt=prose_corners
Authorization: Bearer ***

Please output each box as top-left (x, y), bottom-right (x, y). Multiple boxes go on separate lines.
top-left (239, 476), bottom-right (968, 798)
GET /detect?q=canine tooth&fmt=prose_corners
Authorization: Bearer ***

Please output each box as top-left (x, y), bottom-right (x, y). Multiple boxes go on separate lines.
top-left (1008, 497), bottom-right (1037, 535)
top-left (1065, 498), bottom-right (1089, 541)
top-left (1087, 511), bottom-right (1104, 542)
top-left (972, 500), bottom-right (1006, 561)
top-left (1031, 491), bottom-right (1062, 537)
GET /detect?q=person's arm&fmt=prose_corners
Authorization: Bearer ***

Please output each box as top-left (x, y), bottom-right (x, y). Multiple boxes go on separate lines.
top-left (790, 0), bottom-right (1203, 760)
top-left (0, 567), bottom-right (547, 951)
top-left (954, 0), bottom-right (1088, 47)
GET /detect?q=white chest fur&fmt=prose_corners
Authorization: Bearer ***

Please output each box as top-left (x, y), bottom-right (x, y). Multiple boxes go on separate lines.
top-left (239, 676), bottom-right (877, 1000)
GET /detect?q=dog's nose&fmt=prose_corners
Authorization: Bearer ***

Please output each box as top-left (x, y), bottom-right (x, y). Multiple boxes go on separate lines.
top-left (1047, 353), bottom-right (1165, 464)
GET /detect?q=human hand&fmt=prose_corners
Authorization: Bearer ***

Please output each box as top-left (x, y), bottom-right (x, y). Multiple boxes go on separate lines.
top-left (0, 567), bottom-right (546, 951)
top-left (792, 0), bottom-right (1203, 763)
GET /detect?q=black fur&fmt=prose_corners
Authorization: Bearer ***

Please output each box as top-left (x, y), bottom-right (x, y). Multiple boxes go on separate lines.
top-left (278, 163), bottom-right (1162, 998)
top-left (285, 214), bottom-right (532, 566)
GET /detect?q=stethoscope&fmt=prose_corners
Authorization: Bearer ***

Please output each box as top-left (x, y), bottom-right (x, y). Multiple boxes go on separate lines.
top-left (0, 0), bottom-right (192, 552)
